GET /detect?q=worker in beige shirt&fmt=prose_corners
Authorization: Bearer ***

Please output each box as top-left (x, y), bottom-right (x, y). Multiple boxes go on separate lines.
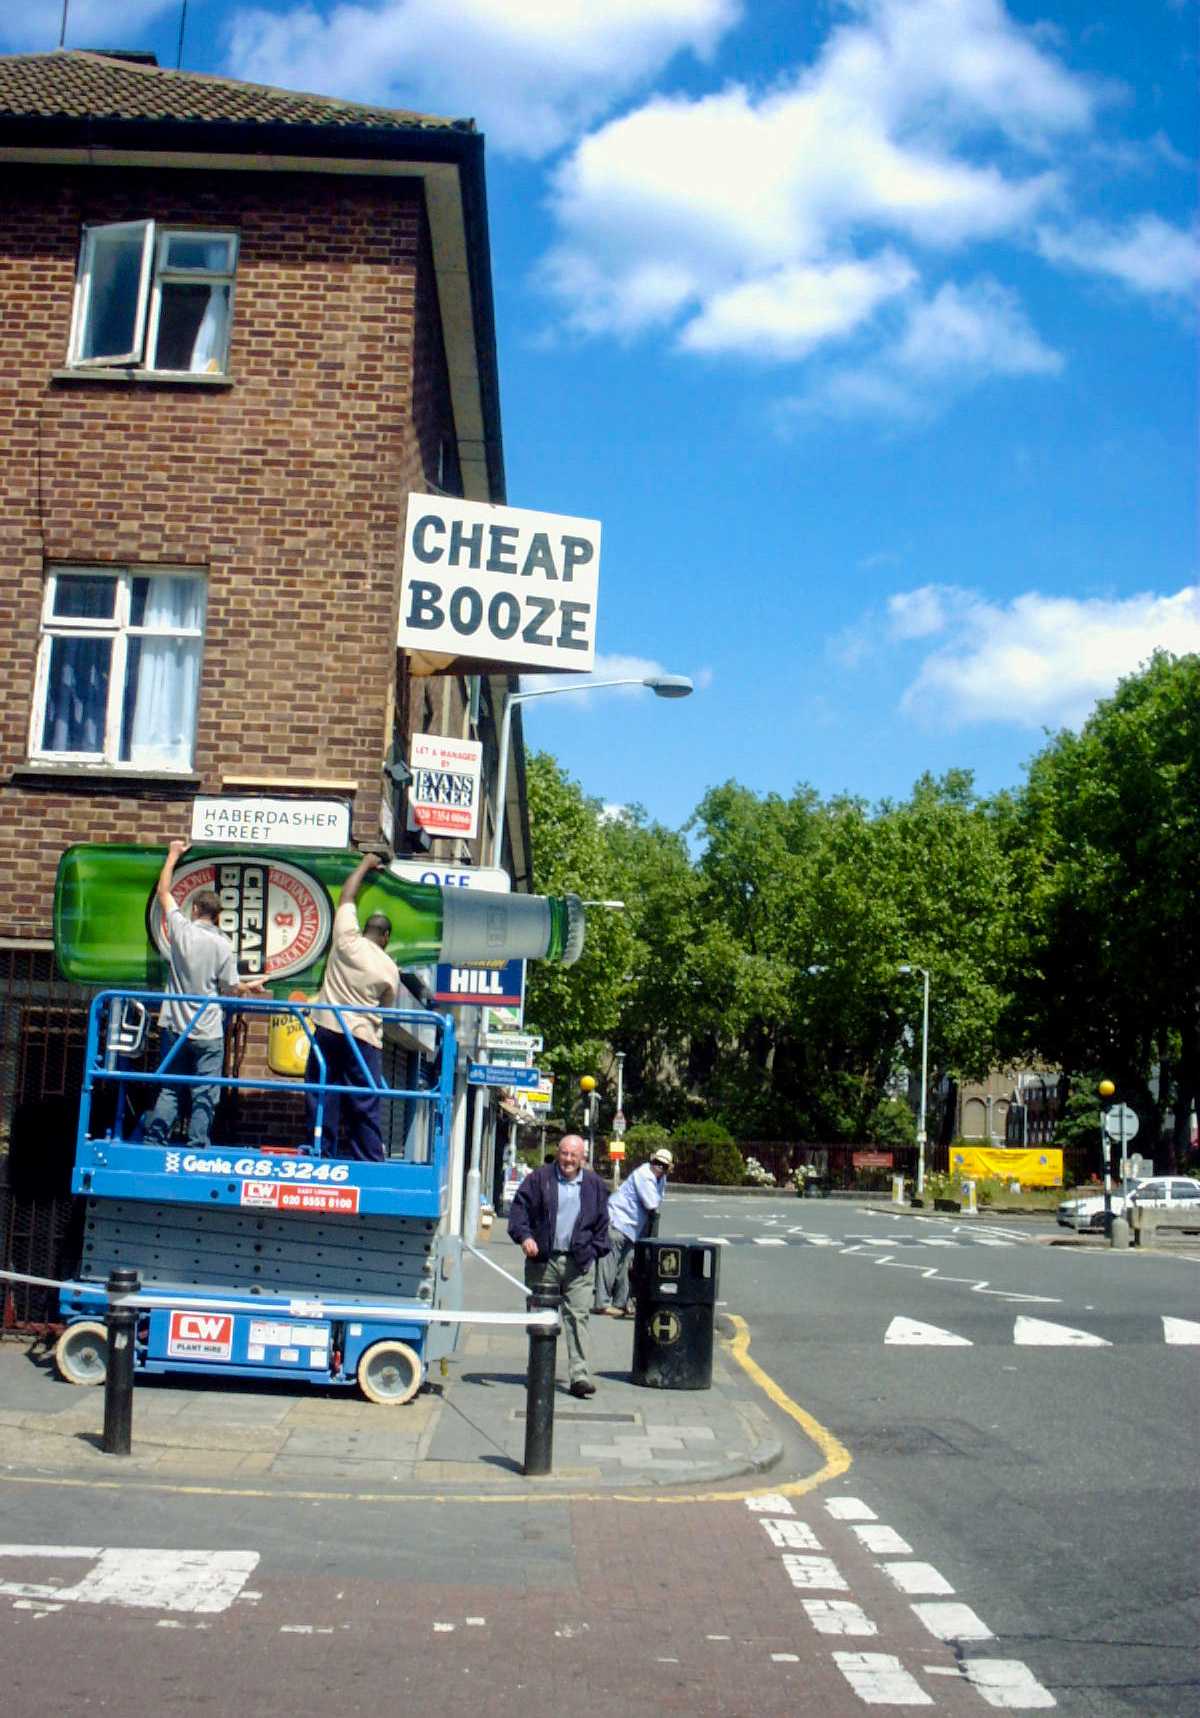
top-left (304, 852), bottom-right (399, 1160)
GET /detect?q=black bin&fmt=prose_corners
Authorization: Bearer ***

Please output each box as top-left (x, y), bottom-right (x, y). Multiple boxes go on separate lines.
top-left (630, 1238), bottom-right (720, 1390)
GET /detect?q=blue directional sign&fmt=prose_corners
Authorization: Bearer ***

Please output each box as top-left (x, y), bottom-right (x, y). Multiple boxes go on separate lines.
top-left (467, 1062), bottom-right (539, 1089)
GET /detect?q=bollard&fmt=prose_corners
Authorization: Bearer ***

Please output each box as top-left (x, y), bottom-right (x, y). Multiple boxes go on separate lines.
top-left (1110, 1215), bottom-right (1131, 1249)
top-left (102, 1266), bottom-right (140, 1456)
top-left (522, 1287), bottom-right (561, 1478)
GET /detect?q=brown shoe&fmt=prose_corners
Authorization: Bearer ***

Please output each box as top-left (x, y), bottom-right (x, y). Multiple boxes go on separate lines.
top-left (601, 1306), bottom-right (624, 1317)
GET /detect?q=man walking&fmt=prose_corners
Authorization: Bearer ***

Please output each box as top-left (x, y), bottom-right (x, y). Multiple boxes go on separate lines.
top-left (594, 1147), bottom-right (672, 1317)
top-left (305, 852), bottom-right (398, 1162)
top-left (508, 1134), bottom-right (610, 1398)
top-left (144, 838), bottom-right (258, 1149)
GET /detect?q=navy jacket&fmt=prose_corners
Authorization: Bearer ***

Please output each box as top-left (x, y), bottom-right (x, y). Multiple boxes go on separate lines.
top-left (508, 1163), bottom-right (611, 1270)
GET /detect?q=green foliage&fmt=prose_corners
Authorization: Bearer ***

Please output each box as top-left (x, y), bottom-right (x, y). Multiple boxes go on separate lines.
top-left (521, 656), bottom-right (1197, 1166)
top-left (1004, 652), bottom-right (1200, 1160)
top-left (621, 1121), bottom-right (672, 1172)
top-left (670, 1119), bottom-right (745, 1186)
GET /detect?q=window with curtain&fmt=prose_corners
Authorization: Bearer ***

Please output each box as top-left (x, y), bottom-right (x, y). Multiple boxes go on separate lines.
top-left (32, 569), bottom-right (207, 771)
top-left (68, 224), bottom-right (238, 375)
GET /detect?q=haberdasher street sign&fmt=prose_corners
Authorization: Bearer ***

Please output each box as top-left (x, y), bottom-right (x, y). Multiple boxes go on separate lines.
top-left (189, 796), bottom-right (351, 849)
top-left (398, 494), bottom-right (600, 674)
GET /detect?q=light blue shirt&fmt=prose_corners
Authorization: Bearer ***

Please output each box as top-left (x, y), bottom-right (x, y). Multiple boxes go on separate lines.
top-left (553, 1168), bottom-right (583, 1251)
top-left (608, 1161), bottom-right (665, 1242)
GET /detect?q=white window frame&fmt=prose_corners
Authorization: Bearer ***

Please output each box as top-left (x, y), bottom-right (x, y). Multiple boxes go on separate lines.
top-left (68, 222), bottom-right (239, 374)
top-left (29, 567), bottom-right (207, 772)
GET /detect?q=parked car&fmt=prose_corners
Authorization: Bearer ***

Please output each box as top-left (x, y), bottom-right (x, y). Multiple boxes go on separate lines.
top-left (1057, 1176), bottom-right (1200, 1231)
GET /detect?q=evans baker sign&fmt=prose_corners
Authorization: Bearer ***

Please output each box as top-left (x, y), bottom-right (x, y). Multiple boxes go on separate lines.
top-left (398, 495), bottom-right (600, 673)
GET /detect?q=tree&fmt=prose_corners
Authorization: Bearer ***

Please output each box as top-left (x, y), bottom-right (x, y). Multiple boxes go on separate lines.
top-left (522, 752), bottom-right (635, 1109)
top-left (1004, 652), bottom-right (1200, 1165)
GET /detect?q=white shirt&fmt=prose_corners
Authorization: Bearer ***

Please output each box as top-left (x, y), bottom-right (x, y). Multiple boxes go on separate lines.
top-left (608, 1160), bottom-right (666, 1242)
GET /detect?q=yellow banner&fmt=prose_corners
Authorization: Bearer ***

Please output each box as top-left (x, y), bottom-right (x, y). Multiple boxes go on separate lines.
top-left (949, 1146), bottom-right (1063, 1188)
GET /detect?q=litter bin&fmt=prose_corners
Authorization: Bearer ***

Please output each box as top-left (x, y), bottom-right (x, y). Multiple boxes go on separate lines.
top-left (630, 1238), bottom-right (720, 1390)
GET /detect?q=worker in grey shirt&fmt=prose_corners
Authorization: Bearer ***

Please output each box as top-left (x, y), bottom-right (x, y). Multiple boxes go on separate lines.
top-left (143, 839), bottom-right (261, 1148)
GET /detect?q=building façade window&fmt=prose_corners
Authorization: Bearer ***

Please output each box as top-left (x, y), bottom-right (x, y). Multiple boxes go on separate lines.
top-left (68, 223), bottom-right (238, 375)
top-left (30, 568), bottom-right (207, 772)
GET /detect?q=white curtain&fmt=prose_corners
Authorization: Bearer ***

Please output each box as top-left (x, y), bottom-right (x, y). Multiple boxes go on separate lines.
top-left (188, 284), bottom-right (229, 373)
top-left (126, 579), bottom-right (204, 769)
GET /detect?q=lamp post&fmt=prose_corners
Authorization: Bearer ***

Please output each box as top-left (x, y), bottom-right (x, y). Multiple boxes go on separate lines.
top-left (1098, 1078), bottom-right (1115, 1237)
top-left (579, 1074), bottom-right (597, 1163)
top-left (898, 964), bottom-right (930, 1197)
top-left (489, 674), bottom-right (693, 871)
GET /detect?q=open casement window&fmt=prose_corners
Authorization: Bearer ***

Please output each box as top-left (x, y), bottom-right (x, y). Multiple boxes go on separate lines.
top-left (30, 569), bottom-right (207, 772)
top-left (69, 223), bottom-right (238, 374)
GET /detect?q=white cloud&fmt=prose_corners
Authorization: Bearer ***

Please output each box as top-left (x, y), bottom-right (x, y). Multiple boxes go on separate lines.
top-left (888, 585), bottom-right (950, 640)
top-left (224, 0), bottom-right (739, 157)
top-left (1036, 214), bottom-right (1200, 299)
top-left (788, 277), bottom-right (1062, 422)
top-left (680, 253), bottom-right (917, 359)
top-left (893, 280), bottom-right (1063, 376)
top-left (543, 0), bottom-right (1092, 355)
top-left (892, 584), bottom-right (1200, 729)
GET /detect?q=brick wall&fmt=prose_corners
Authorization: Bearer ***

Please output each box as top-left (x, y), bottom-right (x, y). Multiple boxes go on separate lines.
top-left (0, 162), bottom-right (463, 939)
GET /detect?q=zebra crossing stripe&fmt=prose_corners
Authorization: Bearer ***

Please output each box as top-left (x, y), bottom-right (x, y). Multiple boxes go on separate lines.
top-left (801, 1598), bottom-right (877, 1636)
top-left (833, 1652), bottom-right (933, 1705)
top-left (911, 1600), bottom-right (993, 1642)
top-left (961, 1658), bottom-right (1056, 1708)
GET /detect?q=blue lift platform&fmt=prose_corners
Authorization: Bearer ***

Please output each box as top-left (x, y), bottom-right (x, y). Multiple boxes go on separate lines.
top-left (54, 990), bottom-right (463, 1404)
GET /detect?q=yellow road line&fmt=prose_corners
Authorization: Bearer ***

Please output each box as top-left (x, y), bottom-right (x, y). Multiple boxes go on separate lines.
top-left (0, 1318), bottom-right (850, 1507)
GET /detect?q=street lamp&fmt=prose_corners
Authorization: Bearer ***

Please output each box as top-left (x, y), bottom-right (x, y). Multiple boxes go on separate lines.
top-left (489, 674), bottom-right (693, 870)
top-left (898, 964), bottom-right (930, 1197)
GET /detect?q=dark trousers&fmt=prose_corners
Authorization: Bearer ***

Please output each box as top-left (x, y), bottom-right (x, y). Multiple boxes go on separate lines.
top-left (304, 1024), bottom-right (385, 1162)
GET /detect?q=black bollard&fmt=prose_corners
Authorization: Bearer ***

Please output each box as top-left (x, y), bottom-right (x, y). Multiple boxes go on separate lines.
top-left (522, 1287), bottom-right (561, 1478)
top-left (102, 1267), bottom-right (140, 1456)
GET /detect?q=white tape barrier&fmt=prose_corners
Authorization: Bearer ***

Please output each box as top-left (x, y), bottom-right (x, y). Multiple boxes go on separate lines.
top-left (0, 1267), bottom-right (558, 1330)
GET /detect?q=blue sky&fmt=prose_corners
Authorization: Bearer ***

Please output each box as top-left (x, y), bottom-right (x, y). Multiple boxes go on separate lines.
top-left (17, 1), bottom-right (1198, 828)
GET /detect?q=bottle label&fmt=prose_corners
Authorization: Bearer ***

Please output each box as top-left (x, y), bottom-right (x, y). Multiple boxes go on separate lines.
top-left (150, 857), bottom-right (332, 981)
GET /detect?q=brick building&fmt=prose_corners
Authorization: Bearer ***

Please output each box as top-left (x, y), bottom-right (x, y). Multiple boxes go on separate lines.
top-left (0, 49), bottom-right (531, 1321)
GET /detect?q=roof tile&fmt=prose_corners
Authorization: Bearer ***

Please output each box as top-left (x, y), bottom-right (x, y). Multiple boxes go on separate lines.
top-left (0, 49), bottom-right (467, 133)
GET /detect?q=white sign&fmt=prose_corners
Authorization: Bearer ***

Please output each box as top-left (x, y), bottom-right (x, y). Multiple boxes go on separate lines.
top-left (484, 1032), bottom-right (543, 1054)
top-left (389, 859), bottom-right (510, 893)
top-left (190, 796), bottom-right (350, 849)
top-left (1104, 1104), bottom-right (1139, 1143)
top-left (528, 1074), bottom-right (555, 1108)
top-left (406, 733), bottom-right (483, 840)
top-left (398, 494), bottom-right (600, 672)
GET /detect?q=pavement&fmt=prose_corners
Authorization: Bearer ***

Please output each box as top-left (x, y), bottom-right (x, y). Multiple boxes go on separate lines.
top-left (0, 1230), bottom-right (788, 1496)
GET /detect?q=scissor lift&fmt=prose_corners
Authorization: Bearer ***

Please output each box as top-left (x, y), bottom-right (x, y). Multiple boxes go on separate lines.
top-left (54, 990), bottom-right (460, 1404)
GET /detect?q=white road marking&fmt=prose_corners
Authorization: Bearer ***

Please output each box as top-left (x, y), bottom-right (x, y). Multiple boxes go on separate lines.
top-left (745, 1493), bottom-right (795, 1515)
top-left (833, 1652), bottom-right (933, 1705)
top-left (706, 1634), bottom-right (731, 1640)
top-left (0, 1548), bottom-right (259, 1614)
top-left (781, 1554), bottom-right (848, 1591)
top-left (760, 1518), bottom-right (822, 1549)
top-left (1013, 1317), bottom-right (1110, 1347)
top-left (919, 1239), bottom-right (961, 1248)
top-left (972, 1237), bottom-right (1015, 1248)
top-left (911, 1601), bottom-right (993, 1641)
top-left (771, 1652), bottom-right (800, 1662)
top-left (825, 1498), bottom-right (877, 1521)
top-left (885, 1317), bottom-right (972, 1346)
top-left (433, 1622), bottom-right (455, 1632)
top-left (802, 1598), bottom-right (878, 1636)
top-left (879, 1563), bottom-right (955, 1595)
top-left (1163, 1316), bottom-right (1200, 1344)
top-left (691, 1236), bottom-right (730, 1245)
top-left (974, 1285), bottom-right (1060, 1304)
top-left (753, 1238), bottom-right (787, 1246)
top-left (852, 1525), bottom-right (913, 1556)
top-left (962, 1659), bottom-right (1056, 1708)
top-left (466, 1616), bottom-right (486, 1625)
